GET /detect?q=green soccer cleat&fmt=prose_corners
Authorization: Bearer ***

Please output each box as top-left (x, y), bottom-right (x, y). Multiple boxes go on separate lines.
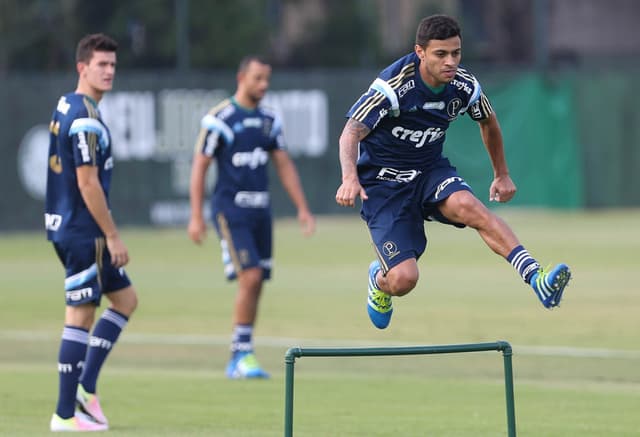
top-left (367, 260), bottom-right (393, 329)
top-left (531, 263), bottom-right (572, 308)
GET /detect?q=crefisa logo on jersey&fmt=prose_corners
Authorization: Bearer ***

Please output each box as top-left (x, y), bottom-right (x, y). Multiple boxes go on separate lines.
top-left (391, 126), bottom-right (444, 148)
top-left (231, 147), bottom-right (268, 169)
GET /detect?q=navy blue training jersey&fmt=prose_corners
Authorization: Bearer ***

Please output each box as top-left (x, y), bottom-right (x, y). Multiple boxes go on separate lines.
top-left (45, 93), bottom-right (113, 242)
top-left (194, 97), bottom-right (285, 216)
top-left (347, 52), bottom-right (493, 170)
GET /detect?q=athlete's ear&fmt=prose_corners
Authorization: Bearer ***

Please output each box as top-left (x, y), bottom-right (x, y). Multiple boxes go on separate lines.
top-left (76, 62), bottom-right (86, 76)
top-left (414, 44), bottom-right (425, 60)
top-left (236, 70), bottom-right (245, 85)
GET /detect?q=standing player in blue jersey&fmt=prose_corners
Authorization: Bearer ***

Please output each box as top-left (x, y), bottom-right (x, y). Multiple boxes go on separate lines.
top-left (45, 34), bottom-right (138, 431)
top-left (335, 15), bottom-right (572, 329)
top-left (188, 56), bottom-right (315, 378)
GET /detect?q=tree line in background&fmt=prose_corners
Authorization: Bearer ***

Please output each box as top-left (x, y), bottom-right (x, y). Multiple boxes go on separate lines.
top-left (0, 0), bottom-right (545, 73)
top-left (0, 0), bottom-right (392, 72)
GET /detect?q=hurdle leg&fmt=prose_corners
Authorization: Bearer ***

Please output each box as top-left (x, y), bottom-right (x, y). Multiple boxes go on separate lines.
top-left (284, 348), bottom-right (299, 437)
top-left (501, 344), bottom-right (517, 437)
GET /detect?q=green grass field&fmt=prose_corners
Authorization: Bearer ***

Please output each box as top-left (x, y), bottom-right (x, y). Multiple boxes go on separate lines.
top-left (1, 210), bottom-right (639, 436)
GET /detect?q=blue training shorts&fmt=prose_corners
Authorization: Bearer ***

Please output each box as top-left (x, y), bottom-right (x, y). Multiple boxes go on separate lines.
top-left (360, 159), bottom-right (473, 274)
top-left (53, 237), bottom-right (132, 306)
top-left (213, 209), bottom-right (273, 281)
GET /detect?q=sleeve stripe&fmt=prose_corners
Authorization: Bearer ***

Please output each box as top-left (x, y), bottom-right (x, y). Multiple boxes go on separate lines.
top-left (387, 63), bottom-right (415, 88)
top-left (468, 77), bottom-right (481, 105)
top-left (69, 118), bottom-right (108, 145)
top-left (201, 114), bottom-right (234, 144)
top-left (480, 94), bottom-right (493, 115)
top-left (350, 62), bottom-right (415, 122)
top-left (208, 98), bottom-right (230, 115)
top-left (352, 93), bottom-right (385, 122)
top-left (351, 91), bottom-right (382, 121)
top-left (270, 115), bottom-right (282, 139)
top-left (204, 130), bottom-right (220, 156)
top-left (193, 128), bottom-right (208, 154)
top-left (84, 97), bottom-right (101, 164)
top-left (69, 117), bottom-right (108, 164)
top-left (467, 92), bottom-right (493, 120)
top-left (455, 67), bottom-right (474, 82)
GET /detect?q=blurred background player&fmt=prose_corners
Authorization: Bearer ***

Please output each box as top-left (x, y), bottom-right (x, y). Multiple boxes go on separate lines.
top-left (46, 33), bottom-right (138, 431)
top-left (335, 15), bottom-right (571, 329)
top-left (188, 55), bottom-right (315, 378)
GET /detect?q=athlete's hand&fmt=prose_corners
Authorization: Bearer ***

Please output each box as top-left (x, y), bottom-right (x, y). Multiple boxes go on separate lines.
top-left (298, 209), bottom-right (316, 237)
top-left (335, 176), bottom-right (368, 207)
top-left (489, 174), bottom-right (516, 203)
top-left (188, 216), bottom-right (207, 244)
top-left (106, 233), bottom-right (129, 268)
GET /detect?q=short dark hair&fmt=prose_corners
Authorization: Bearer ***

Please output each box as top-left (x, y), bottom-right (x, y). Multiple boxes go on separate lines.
top-left (238, 55), bottom-right (270, 73)
top-left (76, 33), bottom-right (118, 64)
top-left (415, 15), bottom-right (461, 47)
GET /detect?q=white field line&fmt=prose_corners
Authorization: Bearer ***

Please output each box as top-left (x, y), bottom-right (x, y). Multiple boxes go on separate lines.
top-left (2, 330), bottom-right (640, 360)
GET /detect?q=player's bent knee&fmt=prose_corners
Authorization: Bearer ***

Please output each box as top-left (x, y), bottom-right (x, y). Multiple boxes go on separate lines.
top-left (445, 192), bottom-right (489, 226)
top-left (386, 274), bottom-right (418, 296)
top-left (126, 293), bottom-right (139, 315)
top-left (457, 193), bottom-right (484, 214)
top-left (108, 287), bottom-right (138, 317)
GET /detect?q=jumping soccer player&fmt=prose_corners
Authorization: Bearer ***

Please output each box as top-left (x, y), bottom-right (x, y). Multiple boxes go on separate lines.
top-left (335, 14), bottom-right (571, 329)
top-left (188, 55), bottom-right (315, 378)
top-left (46, 33), bottom-right (138, 431)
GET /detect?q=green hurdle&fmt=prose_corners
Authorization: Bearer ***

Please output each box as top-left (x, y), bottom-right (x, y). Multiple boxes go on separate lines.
top-left (284, 341), bottom-right (516, 437)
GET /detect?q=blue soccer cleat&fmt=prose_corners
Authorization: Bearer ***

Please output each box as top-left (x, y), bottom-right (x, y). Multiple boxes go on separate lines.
top-left (367, 260), bottom-right (393, 329)
top-left (226, 352), bottom-right (270, 379)
top-left (531, 263), bottom-right (572, 308)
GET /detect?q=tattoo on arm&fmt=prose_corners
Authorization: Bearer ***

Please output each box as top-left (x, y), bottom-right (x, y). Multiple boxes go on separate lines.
top-left (339, 118), bottom-right (371, 177)
top-left (344, 118), bottom-right (371, 142)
